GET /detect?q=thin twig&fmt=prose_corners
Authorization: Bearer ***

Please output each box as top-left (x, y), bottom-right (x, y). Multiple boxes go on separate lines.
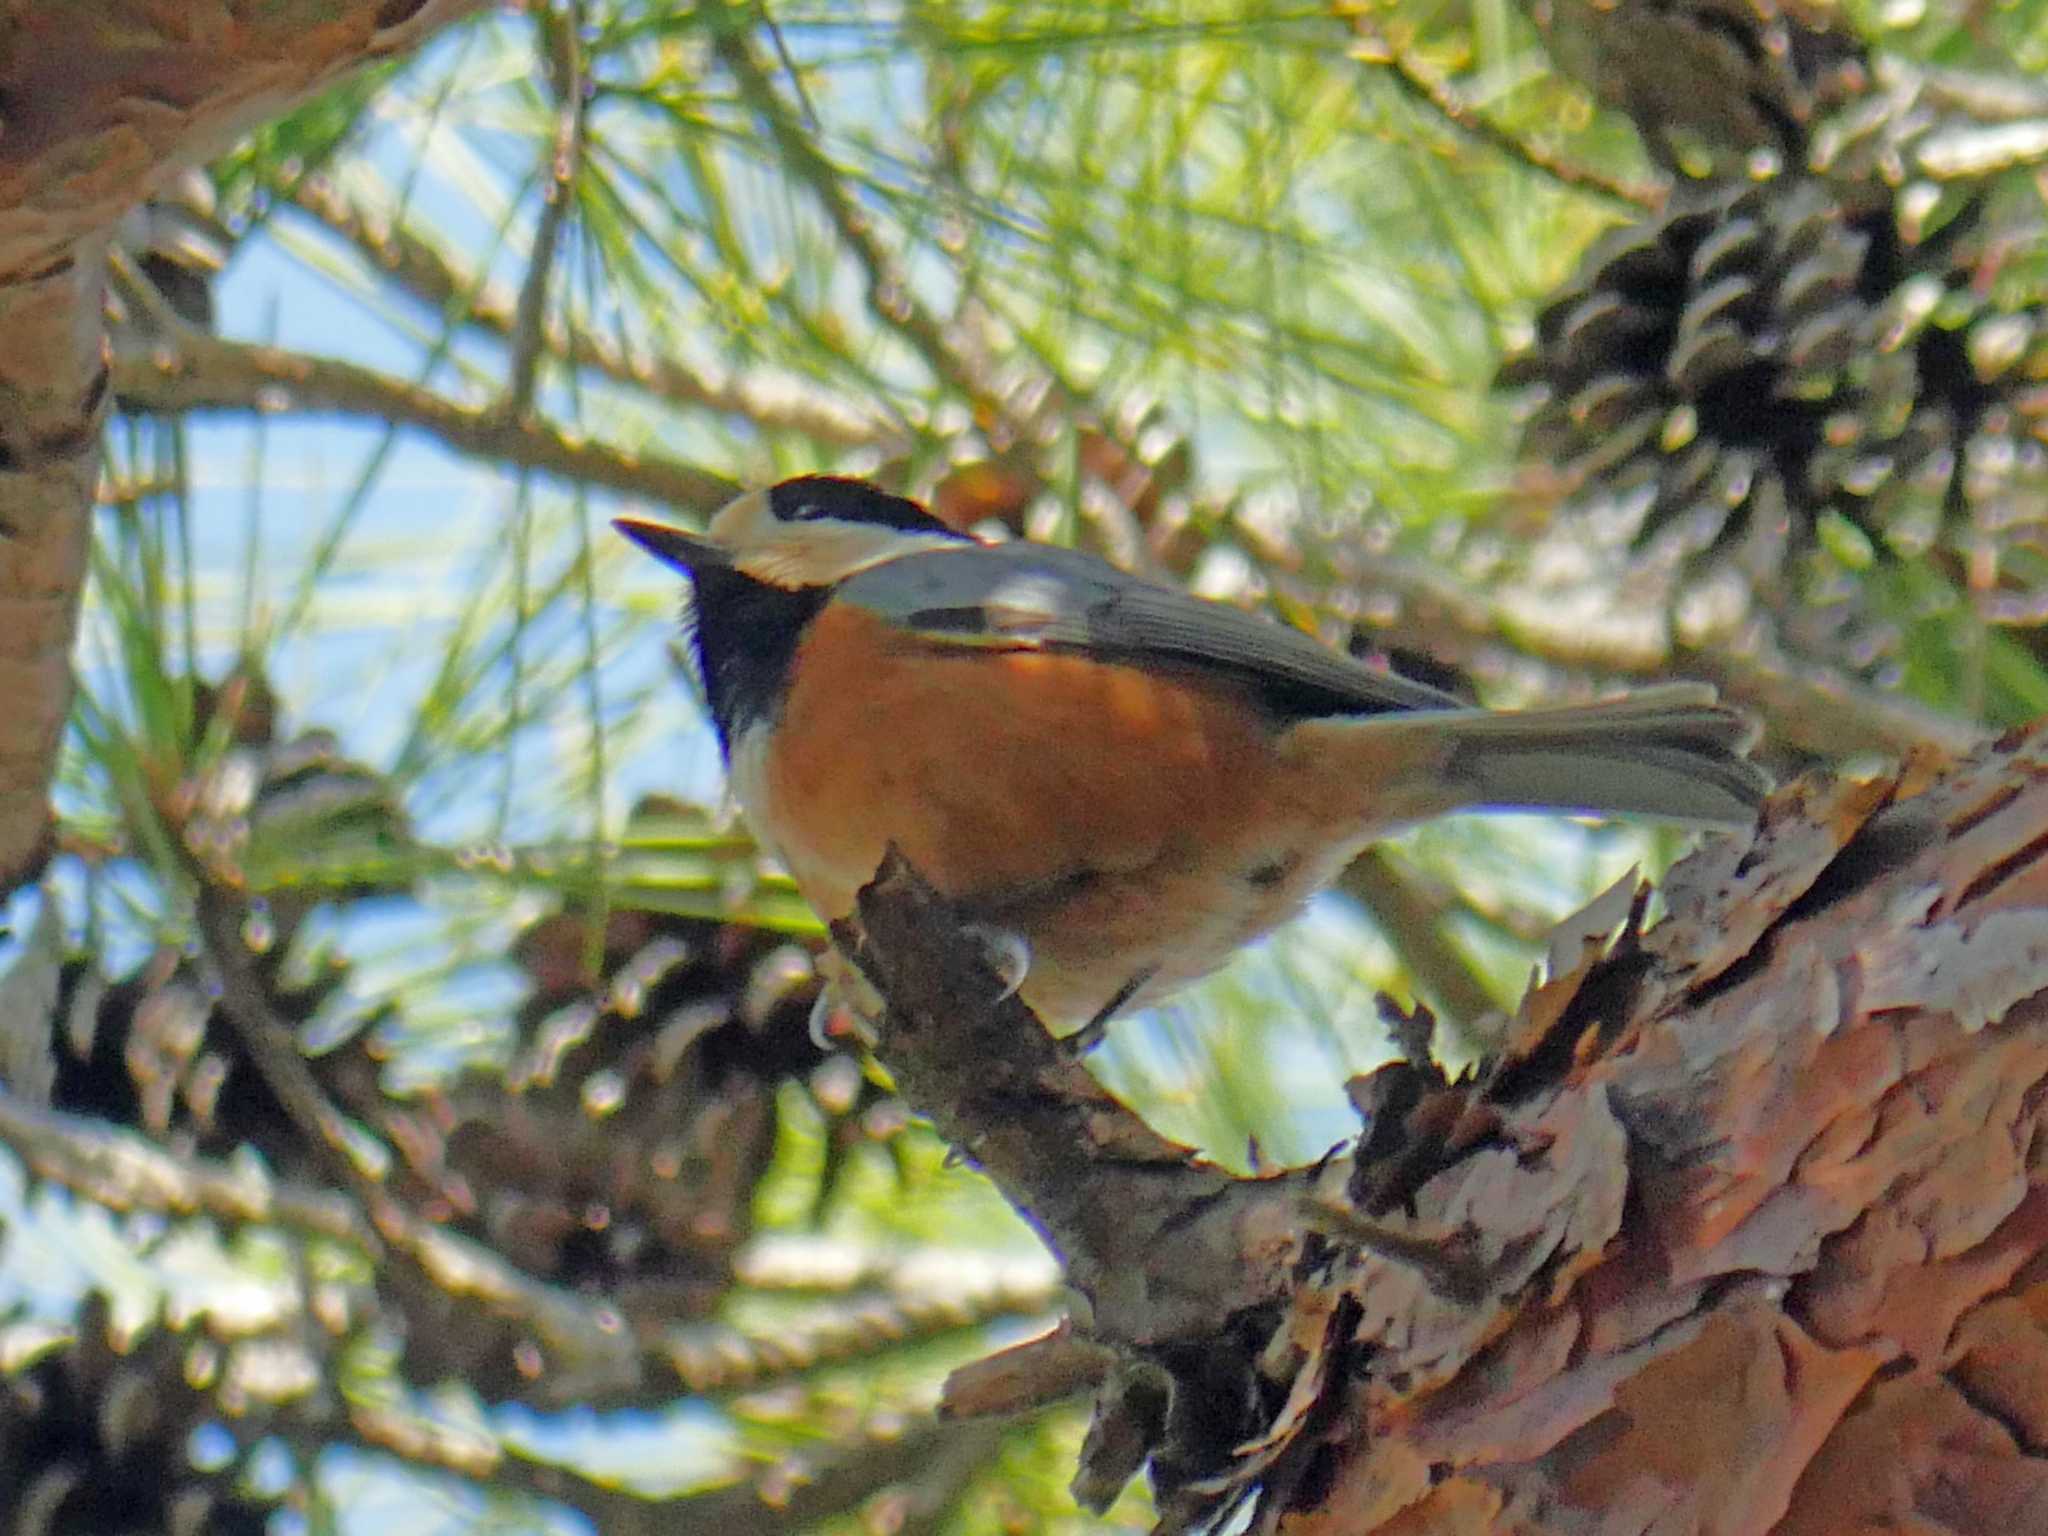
top-left (757, 0), bottom-right (821, 131)
top-left (95, 472), bottom-right (186, 506)
top-left (501, 0), bottom-right (589, 421)
top-left (941, 1321), bottom-right (1114, 1420)
top-left (191, 884), bottom-right (398, 1221)
top-left (1679, 619), bottom-right (1993, 764)
top-left (714, 25), bottom-right (1010, 426)
top-left (666, 1283), bottom-right (1059, 1394)
top-left (1346, 20), bottom-right (1664, 213)
top-left (1338, 849), bottom-right (1501, 1029)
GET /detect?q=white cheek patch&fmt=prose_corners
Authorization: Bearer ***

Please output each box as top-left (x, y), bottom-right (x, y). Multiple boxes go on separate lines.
top-left (706, 485), bottom-right (971, 588)
top-left (737, 522), bottom-right (967, 588)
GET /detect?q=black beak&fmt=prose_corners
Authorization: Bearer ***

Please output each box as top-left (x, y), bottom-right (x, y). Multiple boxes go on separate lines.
top-left (612, 516), bottom-right (732, 572)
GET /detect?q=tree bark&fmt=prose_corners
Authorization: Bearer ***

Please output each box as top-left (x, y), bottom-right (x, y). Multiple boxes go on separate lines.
top-left (854, 725), bottom-right (2048, 1534)
top-left (1286, 734), bottom-right (2048, 1535)
top-left (0, 0), bottom-right (486, 885)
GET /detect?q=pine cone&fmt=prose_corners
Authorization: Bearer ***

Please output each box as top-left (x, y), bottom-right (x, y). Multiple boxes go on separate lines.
top-left (422, 796), bottom-right (881, 1343)
top-left (45, 692), bottom-right (410, 1177)
top-left (1501, 173), bottom-right (2048, 612)
top-left (0, 1300), bottom-right (280, 1536)
top-left (1526, 0), bottom-right (1868, 171)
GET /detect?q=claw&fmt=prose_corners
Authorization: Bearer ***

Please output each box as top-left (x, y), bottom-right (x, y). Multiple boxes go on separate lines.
top-left (807, 983), bottom-right (838, 1052)
top-left (960, 922), bottom-right (1032, 1001)
top-left (809, 946), bottom-right (885, 1051)
top-left (1062, 965), bottom-right (1156, 1059)
top-left (806, 925), bottom-right (1029, 1053)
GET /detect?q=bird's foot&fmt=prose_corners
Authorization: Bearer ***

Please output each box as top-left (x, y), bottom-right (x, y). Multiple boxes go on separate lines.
top-left (808, 945), bottom-right (887, 1051)
top-left (958, 921), bottom-right (1032, 1002)
top-left (808, 924), bottom-right (1030, 1052)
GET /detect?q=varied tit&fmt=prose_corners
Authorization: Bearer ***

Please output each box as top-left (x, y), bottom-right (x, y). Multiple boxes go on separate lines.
top-left (616, 476), bottom-right (1768, 1036)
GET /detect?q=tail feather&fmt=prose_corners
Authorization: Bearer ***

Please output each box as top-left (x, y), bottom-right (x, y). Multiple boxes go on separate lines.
top-left (1431, 683), bottom-right (1769, 828)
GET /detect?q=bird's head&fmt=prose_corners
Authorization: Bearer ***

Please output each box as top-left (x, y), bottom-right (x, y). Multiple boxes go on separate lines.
top-left (613, 475), bottom-right (971, 593)
top-left (614, 476), bottom-right (974, 757)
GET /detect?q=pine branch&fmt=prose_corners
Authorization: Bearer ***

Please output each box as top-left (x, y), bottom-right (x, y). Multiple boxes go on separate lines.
top-left (851, 729), bottom-right (2048, 1528)
top-left (0, 1085), bottom-right (374, 1247)
top-left (345, 1399), bottom-right (1006, 1536)
top-left (1318, 547), bottom-right (1986, 761)
top-left (0, 1089), bottom-right (928, 1529)
top-left (499, 1), bottom-right (589, 423)
top-left (1221, 721), bottom-right (2048, 1532)
top-left (191, 882), bottom-right (401, 1220)
top-left (184, 880), bottom-right (649, 1407)
top-left (285, 175), bottom-right (893, 446)
top-left (108, 308), bottom-right (741, 512)
top-left (0, 1076), bottom-right (633, 1401)
top-left (714, 25), bottom-right (1013, 430)
top-left (835, 852), bottom-right (1325, 1515)
top-left (0, 1084), bottom-right (1018, 1525)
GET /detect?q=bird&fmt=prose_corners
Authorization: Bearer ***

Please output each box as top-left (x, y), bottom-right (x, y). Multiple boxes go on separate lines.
top-left (616, 475), bottom-right (1769, 1039)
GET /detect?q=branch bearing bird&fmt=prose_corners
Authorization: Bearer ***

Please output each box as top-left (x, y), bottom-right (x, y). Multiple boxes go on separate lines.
top-left (618, 476), bottom-right (1768, 1035)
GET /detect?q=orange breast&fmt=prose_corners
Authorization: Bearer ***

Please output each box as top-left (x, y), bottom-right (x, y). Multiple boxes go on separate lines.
top-left (756, 603), bottom-right (1289, 897)
top-left (747, 601), bottom-right (1432, 1025)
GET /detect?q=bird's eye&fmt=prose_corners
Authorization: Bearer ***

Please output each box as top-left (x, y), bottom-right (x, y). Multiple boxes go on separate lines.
top-left (764, 479), bottom-right (839, 522)
top-left (764, 475), bottom-right (958, 537)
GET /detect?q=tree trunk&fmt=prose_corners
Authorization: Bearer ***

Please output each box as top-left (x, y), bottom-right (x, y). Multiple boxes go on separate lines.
top-left (0, 0), bottom-right (485, 885)
top-left (855, 726), bottom-right (2048, 1533)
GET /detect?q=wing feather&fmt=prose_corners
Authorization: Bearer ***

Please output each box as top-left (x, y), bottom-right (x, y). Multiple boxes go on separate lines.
top-left (835, 543), bottom-right (1464, 718)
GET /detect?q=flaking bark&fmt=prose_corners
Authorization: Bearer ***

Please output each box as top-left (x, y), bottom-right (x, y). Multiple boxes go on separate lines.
top-left (851, 724), bottom-right (2048, 1534)
top-left (0, 0), bottom-right (484, 885)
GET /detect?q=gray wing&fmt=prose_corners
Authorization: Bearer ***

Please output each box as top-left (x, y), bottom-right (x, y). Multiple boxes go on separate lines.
top-left (835, 542), bottom-right (1465, 718)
